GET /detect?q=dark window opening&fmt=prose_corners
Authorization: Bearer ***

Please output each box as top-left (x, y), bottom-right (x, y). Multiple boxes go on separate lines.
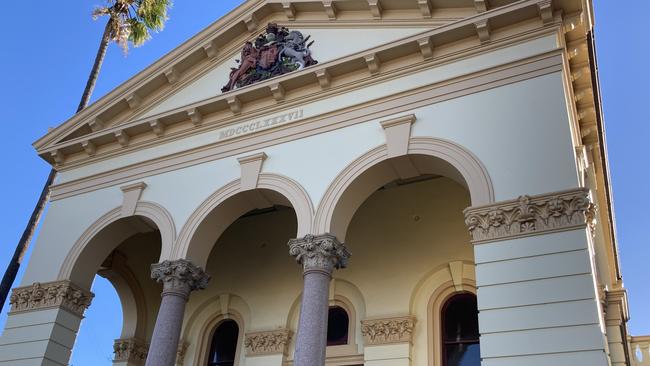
top-left (327, 306), bottom-right (349, 346)
top-left (442, 293), bottom-right (481, 366)
top-left (208, 319), bottom-right (239, 366)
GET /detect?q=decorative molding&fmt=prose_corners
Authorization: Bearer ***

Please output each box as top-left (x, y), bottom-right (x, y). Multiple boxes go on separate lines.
top-left (365, 53), bottom-right (381, 75)
top-left (475, 19), bottom-right (491, 43)
top-left (113, 338), bottom-right (148, 363)
top-left (120, 181), bottom-right (147, 217)
top-left (9, 280), bottom-right (94, 317)
top-left (418, 37), bottom-right (434, 60)
top-left (244, 329), bottom-right (292, 356)
top-left (475, 0), bottom-right (488, 12)
top-left (176, 340), bottom-right (189, 366)
top-left (537, 0), bottom-right (553, 24)
top-left (282, 2), bottom-right (297, 20)
top-left (463, 188), bottom-right (596, 243)
top-left (418, 0), bottom-right (433, 18)
top-left (315, 69), bottom-right (331, 89)
top-left (237, 152), bottom-right (267, 191)
top-left (151, 259), bottom-right (210, 298)
top-left (361, 316), bottom-right (416, 346)
top-left (288, 234), bottom-right (351, 273)
top-left (322, 0), bottom-right (337, 20)
top-left (368, 0), bottom-right (382, 19)
top-left (380, 114), bottom-right (416, 159)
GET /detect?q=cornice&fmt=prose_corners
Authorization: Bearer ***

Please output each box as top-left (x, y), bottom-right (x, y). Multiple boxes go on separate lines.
top-left (38, 0), bottom-right (565, 169)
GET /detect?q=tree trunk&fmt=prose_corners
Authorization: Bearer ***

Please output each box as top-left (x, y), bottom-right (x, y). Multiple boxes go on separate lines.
top-left (0, 20), bottom-right (113, 312)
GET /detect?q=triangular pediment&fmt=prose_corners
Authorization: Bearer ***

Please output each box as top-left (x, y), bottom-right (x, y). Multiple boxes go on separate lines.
top-left (36, 0), bottom-right (581, 168)
top-left (35, 0), bottom-right (493, 152)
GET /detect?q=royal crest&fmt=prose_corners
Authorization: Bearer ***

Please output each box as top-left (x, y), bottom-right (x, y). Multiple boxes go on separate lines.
top-left (221, 23), bottom-right (318, 92)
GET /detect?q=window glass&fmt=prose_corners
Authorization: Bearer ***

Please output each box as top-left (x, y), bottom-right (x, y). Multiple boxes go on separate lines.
top-left (327, 306), bottom-right (349, 346)
top-left (208, 320), bottom-right (239, 366)
top-left (442, 294), bottom-right (480, 366)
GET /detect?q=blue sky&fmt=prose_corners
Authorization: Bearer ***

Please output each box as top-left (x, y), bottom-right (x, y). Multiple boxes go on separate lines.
top-left (0, 1), bottom-right (647, 364)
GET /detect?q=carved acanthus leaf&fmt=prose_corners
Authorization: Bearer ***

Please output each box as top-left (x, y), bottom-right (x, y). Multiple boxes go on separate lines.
top-left (244, 329), bottom-right (292, 356)
top-left (113, 338), bottom-right (148, 362)
top-left (361, 316), bottom-right (416, 345)
top-left (463, 188), bottom-right (596, 243)
top-left (151, 259), bottom-right (210, 297)
top-left (9, 280), bottom-right (94, 317)
top-left (288, 234), bottom-right (350, 273)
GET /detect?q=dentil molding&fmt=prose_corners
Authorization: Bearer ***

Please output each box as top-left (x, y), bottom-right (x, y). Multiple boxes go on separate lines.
top-left (9, 280), bottom-right (94, 317)
top-left (463, 188), bottom-right (596, 243)
top-left (244, 329), bottom-right (292, 356)
top-left (361, 316), bottom-right (416, 346)
top-left (113, 338), bottom-right (148, 363)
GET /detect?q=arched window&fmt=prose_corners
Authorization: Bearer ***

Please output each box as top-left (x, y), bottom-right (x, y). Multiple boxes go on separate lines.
top-left (207, 319), bottom-right (239, 366)
top-left (327, 306), bottom-right (349, 346)
top-left (441, 293), bottom-right (480, 366)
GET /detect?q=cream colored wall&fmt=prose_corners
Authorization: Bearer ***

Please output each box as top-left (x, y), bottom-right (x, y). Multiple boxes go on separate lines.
top-left (22, 60), bottom-right (579, 288)
top-left (141, 27), bottom-right (428, 118)
top-left (181, 177), bottom-right (473, 365)
top-left (56, 33), bottom-right (560, 184)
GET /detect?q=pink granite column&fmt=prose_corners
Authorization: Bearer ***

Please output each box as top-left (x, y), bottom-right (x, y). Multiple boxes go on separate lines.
top-left (289, 234), bottom-right (350, 366)
top-left (145, 259), bottom-right (209, 366)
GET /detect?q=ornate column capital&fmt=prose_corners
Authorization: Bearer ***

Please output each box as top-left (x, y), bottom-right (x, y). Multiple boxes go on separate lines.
top-left (9, 280), bottom-right (94, 317)
top-left (244, 329), bottom-right (292, 356)
top-left (463, 188), bottom-right (596, 243)
top-left (361, 316), bottom-right (416, 346)
top-left (288, 234), bottom-right (351, 274)
top-left (113, 338), bottom-right (148, 363)
top-left (151, 259), bottom-right (210, 298)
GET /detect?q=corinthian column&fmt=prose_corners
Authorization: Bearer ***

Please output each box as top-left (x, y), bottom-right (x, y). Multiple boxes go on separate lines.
top-left (288, 234), bottom-right (350, 366)
top-left (145, 259), bottom-right (209, 366)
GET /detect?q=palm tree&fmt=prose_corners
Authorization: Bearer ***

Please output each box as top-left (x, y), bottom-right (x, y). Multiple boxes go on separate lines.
top-left (0, 0), bottom-right (173, 312)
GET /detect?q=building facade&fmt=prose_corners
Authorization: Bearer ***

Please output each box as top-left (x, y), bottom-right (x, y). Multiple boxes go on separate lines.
top-left (0, 0), bottom-right (646, 365)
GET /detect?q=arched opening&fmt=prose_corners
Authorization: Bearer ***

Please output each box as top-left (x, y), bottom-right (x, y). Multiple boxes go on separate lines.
top-left (63, 211), bottom-right (166, 364)
top-left (177, 175), bottom-right (313, 269)
top-left (327, 306), bottom-right (350, 346)
top-left (441, 293), bottom-right (480, 366)
top-left (207, 319), bottom-right (240, 366)
top-left (325, 148), bottom-right (481, 363)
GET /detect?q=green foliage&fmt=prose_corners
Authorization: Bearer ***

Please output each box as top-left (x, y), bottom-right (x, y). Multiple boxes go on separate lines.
top-left (93, 0), bottom-right (172, 54)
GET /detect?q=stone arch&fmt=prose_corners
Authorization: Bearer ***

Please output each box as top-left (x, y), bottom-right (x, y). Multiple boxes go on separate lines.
top-left (58, 201), bottom-right (175, 289)
top-left (314, 137), bottom-right (494, 240)
top-left (409, 261), bottom-right (477, 366)
top-left (174, 173), bottom-right (314, 268)
top-left (97, 252), bottom-right (148, 340)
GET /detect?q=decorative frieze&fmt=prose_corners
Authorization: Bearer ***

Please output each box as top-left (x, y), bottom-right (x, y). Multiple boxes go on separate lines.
top-left (244, 329), bottom-right (292, 356)
top-left (113, 338), bottom-right (148, 363)
top-left (361, 316), bottom-right (416, 346)
top-left (151, 259), bottom-right (210, 298)
top-left (9, 280), bottom-right (94, 317)
top-left (463, 188), bottom-right (596, 243)
top-left (176, 341), bottom-right (189, 366)
top-left (288, 234), bottom-right (351, 273)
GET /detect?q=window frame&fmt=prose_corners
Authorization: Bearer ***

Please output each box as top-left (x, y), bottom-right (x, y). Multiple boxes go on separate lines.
top-left (440, 292), bottom-right (480, 366)
top-left (198, 313), bottom-right (244, 366)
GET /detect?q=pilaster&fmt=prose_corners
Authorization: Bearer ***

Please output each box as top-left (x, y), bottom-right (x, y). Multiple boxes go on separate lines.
top-left (0, 281), bottom-right (93, 365)
top-left (361, 316), bottom-right (415, 366)
top-left (464, 188), bottom-right (609, 365)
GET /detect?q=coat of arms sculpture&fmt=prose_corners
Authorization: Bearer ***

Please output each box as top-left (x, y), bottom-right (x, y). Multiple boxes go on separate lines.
top-left (221, 23), bottom-right (318, 92)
